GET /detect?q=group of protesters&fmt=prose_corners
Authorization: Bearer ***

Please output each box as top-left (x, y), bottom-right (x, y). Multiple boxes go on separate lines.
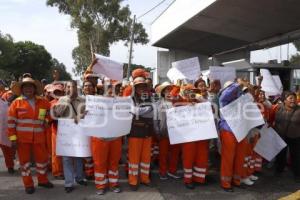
top-left (0, 58), bottom-right (300, 196)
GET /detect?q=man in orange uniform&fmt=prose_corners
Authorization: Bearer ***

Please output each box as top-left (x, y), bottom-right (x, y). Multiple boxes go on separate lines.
top-left (7, 77), bottom-right (54, 194)
top-left (49, 84), bottom-right (65, 179)
top-left (128, 77), bottom-right (154, 191)
top-left (154, 82), bottom-right (181, 180)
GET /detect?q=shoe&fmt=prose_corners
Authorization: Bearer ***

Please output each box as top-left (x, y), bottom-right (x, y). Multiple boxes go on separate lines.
top-left (167, 172), bottom-right (182, 179)
top-left (65, 187), bottom-right (74, 193)
top-left (76, 179), bottom-right (88, 186)
top-left (222, 187), bottom-right (234, 192)
top-left (54, 175), bottom-right (64, 180)
top-left (8, 168), bottom-right (15, 174)
top-left (96, 189), bottom-right (106, 195)
top-left (38, 182), bottom-right (54, 188)
top-left (129, 184), bottom-right (138, 191)
top-left (141, 182), bottom-right (153, 187)
top-left (111, 185), bottom-right (121, 193)
top-left (241, 178), bottom-right (254, 186)
top-left (185, 183), bottom-right (195, 190)
top-left (25, 187), bottom-right (35, 194)
top-left (159, 174), bottom-right (168, 180)
top-left (249, 175), bottom-right (259, 181)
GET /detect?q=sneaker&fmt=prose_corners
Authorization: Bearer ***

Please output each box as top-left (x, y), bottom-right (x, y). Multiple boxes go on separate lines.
top-left (111, 186), bottom-right (122, 193)
top-left (249, 175), bottom-right (259, 181)
top-left (25, 187), bottom-right (35, 194)
top-left (159, 174), bottom-right (168, 180)
top-left (38, 182), bottom-right (54, 188)
top-left (167, 172), bottom-right (182, 179)
top-left (241, 178), bottom-right (254, 186)
top-left (8, 168), bottom-right (15, 174)
top-left (76, 179), bottom-right (88, 186)
top-left (96, 189), bottom-right (106, 195)
top-left (185, 183), bottom-right (195, 190)
top-left (65, 187), bottom-right (74, 193)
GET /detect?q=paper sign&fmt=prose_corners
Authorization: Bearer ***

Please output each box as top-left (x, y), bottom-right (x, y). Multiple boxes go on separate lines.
top-left (260, 69), bottom-right (281, 96)
top-left (93, 54), bottom-right (124, 81)
top-left (272, 75), bottom-right (283, 93)
top-left (254, 125), bottom-right (287, 161)
top-left (56, 119), bottom-right (91, 157)
top-left (168, 57), bottom-right (201, 82)
top-left (209, 66), bottom-right (236, 88)
top-left (220, 93), bottom-right (265, 142)
top-left (0, 100), bottom-right (11, 147)
top-left (80, 96), bottom-right (133, 138)
top-left (166, 102), bottom-right (218, 144)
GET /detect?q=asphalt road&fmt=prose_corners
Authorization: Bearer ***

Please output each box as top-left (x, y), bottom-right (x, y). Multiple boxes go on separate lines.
top-left (0, 151), bottom-right (299, 200)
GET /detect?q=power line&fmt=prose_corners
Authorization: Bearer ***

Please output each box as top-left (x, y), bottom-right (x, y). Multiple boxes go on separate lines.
top-left (137, 0), bottom-right (168, 19)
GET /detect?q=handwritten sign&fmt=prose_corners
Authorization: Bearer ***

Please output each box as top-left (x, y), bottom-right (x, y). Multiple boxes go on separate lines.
top-left (80, 96), bottom-right (133, 138)
top-left (0, 99), bottom-right (11, 147)
top-left (93, 54), bottom-right (124, 81)
top-left (166, 102), bottom-right (218, 144)
top-left (254, 125), bottom-right (287, 161)
top-left (168, 57), bottom-right (201, 82)
top-left (209, 66), bottom-right (236, 88)
top-left (220, 93), bottom-right (265, 142)
top-left (56, 119), bottom-right (91, 157)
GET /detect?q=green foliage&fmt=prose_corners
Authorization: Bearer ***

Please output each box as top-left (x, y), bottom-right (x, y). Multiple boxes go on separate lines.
top-left (0, 32), bottom-right (72, 82)
top-left (47, 0), bottom-right (149, 76)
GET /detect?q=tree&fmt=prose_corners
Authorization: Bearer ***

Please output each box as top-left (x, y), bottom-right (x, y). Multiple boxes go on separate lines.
top-left (47, 0), bottom-right (149, 76)
top-left (0, 32), bottom-right (72, 82)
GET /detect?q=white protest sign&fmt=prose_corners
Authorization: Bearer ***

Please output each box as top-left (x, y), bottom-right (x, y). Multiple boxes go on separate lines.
top-left (80, 96), bottom-right (133, 138)
top-left (93, 54), bottom-right (124, 81)
top-left (220, 93), bottom-right (265, 142)
top-left (166, 102), bottom-right (218, 145)
top-left (254, 125), bottom-right (287, 161)
top-left (209, 66), bottom-right (236, 88)
top-left (56, 119), bottom-right (91, 157)
top-left (260, 69), bottom-right (281, 96)
top-left (0, 99), bottom-right (11, 147)
top-left (168, 57), bottom-right (201, 82)
top-left (272, 75), bottom-right (283, 93)
top-left (167, 67), bottom-right (186, 83)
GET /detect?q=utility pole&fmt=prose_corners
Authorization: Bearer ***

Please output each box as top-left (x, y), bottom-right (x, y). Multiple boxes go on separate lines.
top-left (126, 15), bottom-right (136, 80)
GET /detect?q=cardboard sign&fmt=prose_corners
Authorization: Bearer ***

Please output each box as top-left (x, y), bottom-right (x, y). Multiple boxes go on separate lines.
top-left (209, 66), bottom-right (236, 88)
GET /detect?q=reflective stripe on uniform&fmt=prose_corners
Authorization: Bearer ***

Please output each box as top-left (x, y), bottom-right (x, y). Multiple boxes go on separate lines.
top-left (94, 173), bottom-right (105, 178)
top-left (193, 167), bottom-right (206, 173)
top-left (140, 169), bottom-right (149, 175)
top-left (95, 179), bottom-right (108, 185)
top-left (36, 169), bottom-right (47, 174)
top-left (85, 163), bottom-right (94, 168)
top-left (16, 127), bottom-right (44, 133)
top-left (140, 162), bottom-right (150, 168)
top-left (21, 162), bottom-right (31, 170)
top-left (36, 162), bottom-right (48, 168)
top-left (16, 119), bottom-right (44, 125)
top-left (109, 178), bottom-right (118, 183)
top-left (193, 172), bottom-right (205, 178)
top-left (108, 170), bottom-right (118, 176)
top-left (184, 174), bottom-right (192, 178)
top-left (8, 116), bottom-right (17, 121)
top-left (7, 124), bottom-right (16, 128)
top-left (128, 163), bottom-right (139, 169)
top-left (128, 170), bottom-right (138, 176)
top-left (183, 168), bottom-right (193, 173)
top-left (21, 171), bottom-right (31, 176)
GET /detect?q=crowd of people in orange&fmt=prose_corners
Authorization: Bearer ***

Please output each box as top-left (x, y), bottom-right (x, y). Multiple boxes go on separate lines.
top-left (0, 61), bottom-right (300, 196)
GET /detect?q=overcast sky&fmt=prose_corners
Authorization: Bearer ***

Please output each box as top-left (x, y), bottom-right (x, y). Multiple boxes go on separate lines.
top-left (0, 0), bottom-right (298, 79)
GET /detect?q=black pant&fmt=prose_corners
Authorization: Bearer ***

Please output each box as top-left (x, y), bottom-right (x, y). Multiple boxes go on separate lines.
top-left (275, 137), bottom-right (300, 178)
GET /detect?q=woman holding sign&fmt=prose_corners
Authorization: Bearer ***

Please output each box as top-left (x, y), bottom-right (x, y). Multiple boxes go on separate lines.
top-left (84, 80), bottom-right (123, 195)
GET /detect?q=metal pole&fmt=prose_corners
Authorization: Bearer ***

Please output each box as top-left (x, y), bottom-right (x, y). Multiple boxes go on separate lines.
top-left (126, 15), bottom-right (136, 80)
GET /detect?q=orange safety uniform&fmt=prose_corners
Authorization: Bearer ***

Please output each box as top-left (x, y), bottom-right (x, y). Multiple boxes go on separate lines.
top-left (50, 99), bottom-right (63, 177)
top-left (91, 137), bottom-right (122, 189)
top-left (8, 96), bottom-right (51, 188)
top-left (0, 144), bottom-right (15, 169)
top-left (84, 157), bottom-right (94, 178)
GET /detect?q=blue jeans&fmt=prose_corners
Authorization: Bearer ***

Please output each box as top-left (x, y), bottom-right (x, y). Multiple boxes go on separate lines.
top-left (62, 156), bottom-right (85, 187)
